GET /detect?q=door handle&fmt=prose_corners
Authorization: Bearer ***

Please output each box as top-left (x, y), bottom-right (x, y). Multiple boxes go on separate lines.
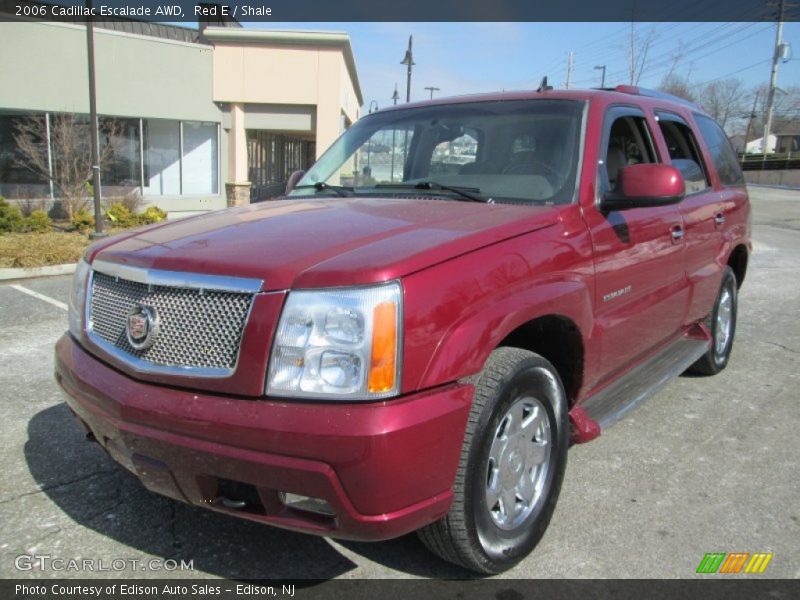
top-left (670, 225), bottom-right (684, 242)
top-left (714, 212), bottom-right (726, 227)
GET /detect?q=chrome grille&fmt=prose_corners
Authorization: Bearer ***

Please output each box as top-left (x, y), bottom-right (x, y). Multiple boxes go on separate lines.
top-left (88, 271), bottom-right (254, 372)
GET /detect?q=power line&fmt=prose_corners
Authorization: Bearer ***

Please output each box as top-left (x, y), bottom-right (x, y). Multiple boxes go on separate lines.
top-left (569, 21), bottom-right (770, 88)
top-left (689, 59), bottom-right (773, 89)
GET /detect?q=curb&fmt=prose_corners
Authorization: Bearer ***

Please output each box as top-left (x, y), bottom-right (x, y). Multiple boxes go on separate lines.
top-left (0, 263), bottom-right (77, 281)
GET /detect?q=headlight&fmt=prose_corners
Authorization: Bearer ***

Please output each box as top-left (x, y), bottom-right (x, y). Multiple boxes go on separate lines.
top-left (68, 259), bottom-right (91, 339)
top-left (267, 282), bottom-right (402, 400)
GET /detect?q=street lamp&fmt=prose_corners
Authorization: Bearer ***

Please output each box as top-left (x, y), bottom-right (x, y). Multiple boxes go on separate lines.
top-left (594, 65), bottom-right (607, 88)
top-left (392, 84), bottom-right (400, 105)
top-left (400, 35), bottom-right (415, 103)
top-left (424, 86), bottom-right (440, 99)
top-left (368, 100), bottom-right (379, 114)
top-left (86, 0), bottom-right (105, 239)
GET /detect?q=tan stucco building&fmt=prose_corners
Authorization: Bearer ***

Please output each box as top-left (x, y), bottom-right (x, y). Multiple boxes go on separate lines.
top-left (205, 27), bottom-right (362, 205)
top-left (0, 18), bottom-right (362, 215)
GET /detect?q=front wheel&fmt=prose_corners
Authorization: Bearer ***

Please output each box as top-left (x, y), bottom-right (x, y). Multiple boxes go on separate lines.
top-left (417, 347), bottom-right (569, 574)
top-left (688, 266), bottom-right (738, 376)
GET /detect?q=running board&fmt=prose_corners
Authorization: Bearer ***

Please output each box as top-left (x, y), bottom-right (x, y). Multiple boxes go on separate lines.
top-left (580, 334), bottom-right (711, 431)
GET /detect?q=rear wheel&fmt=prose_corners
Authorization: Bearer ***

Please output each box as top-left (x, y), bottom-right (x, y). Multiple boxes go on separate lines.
top-left (417, 347), bottom-right (569, 574)
top-left (688, 266), bottom-right (738, 376)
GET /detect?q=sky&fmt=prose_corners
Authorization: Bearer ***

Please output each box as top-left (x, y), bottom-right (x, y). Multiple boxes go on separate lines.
top-left (253, 21), bottom-right (800, 109)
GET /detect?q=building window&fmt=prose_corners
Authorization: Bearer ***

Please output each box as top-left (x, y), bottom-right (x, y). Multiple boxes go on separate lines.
top-left (181, 121), bottom-right (218, 195)
top-left (0, 112), bottom-right (50, 200)
top-left (100, 117), bottom-right (141, 193)
top-left (143, 119), bottom-right (180, 196)
top-left (0, 112), bottom-right (220, 200)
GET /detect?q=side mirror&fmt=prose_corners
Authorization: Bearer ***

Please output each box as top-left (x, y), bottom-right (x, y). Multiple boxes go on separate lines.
top-left (601, 164), bottom-right (685, 212)
top-left (285, 170), bottom-right (305, 195)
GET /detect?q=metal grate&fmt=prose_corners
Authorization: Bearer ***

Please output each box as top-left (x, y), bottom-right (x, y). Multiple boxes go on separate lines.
top-left (88, 272), bottom-right (253, 372)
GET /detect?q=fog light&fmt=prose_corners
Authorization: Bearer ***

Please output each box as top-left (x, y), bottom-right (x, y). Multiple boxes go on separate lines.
top-left (280, 492), bottom-right (335, 517)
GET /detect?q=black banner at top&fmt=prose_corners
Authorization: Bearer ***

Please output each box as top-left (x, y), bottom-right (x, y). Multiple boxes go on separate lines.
top-left (1, 0), bottom-right (799, 23)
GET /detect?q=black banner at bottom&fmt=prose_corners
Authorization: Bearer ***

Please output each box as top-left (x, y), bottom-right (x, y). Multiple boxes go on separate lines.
top-left (3, 579), bottom-right (800, 600)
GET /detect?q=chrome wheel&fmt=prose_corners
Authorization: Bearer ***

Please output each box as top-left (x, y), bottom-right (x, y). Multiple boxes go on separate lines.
top-left (715, 288), bottom-right (733, 355)
top-left (485, 396), bottom-right (551, 530)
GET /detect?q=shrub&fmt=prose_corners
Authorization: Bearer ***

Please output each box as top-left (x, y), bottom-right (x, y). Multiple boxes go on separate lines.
top-left (24, 209), bottom-right (52, 233)
top-left (0, 197), bottom-right (24, 233)
top-left (72, 209), bottom-right (95, 232)
top-left (106, 202), bottom-right (136, 228)
top-left (18, 197), bottom-right (49, 218)
top-left (139, 206), bottom-right (167, 225)
top-left (116, 190), bottom-right (143, 214)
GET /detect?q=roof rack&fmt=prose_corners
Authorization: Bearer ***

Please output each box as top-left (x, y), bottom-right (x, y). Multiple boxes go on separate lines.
top-left (602, 85), bottom-right (700, 110)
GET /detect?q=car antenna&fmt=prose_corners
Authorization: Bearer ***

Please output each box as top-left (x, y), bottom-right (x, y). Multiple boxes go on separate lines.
top-left (537, 76), bottom-right (553, 92)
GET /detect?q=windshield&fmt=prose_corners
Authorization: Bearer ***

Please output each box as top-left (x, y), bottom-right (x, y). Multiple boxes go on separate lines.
top-left (291, 99), bottom-right (585, 205)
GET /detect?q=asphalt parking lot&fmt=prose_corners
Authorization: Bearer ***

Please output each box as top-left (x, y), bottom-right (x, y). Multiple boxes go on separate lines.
top-left (0, 186), bottom-right (798, 580)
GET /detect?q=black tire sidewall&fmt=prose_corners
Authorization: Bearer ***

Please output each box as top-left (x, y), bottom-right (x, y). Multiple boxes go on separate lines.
top-left (710, 268), bottom-right (738, 370)
top-left (464, 356), bottom-right (569, 572)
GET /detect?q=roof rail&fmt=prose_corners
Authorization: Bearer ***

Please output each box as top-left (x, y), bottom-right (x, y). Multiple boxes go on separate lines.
top-left (611, 85), bottom-right (700, 110)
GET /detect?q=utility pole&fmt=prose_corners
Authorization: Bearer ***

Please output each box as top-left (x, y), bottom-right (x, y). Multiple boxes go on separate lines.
top-left (744, 90), bottom-right (761, 155)
top-left (424, 86), bottom-right (440, 99)
top-left (400, 35), bottom-right (415, 103)
top-left (629, 21), bottom-right (636, 85)
top-left (565, 52), bottom-right (574, 89)
top-left (763, 0), bottom-right (789, 158)
top-left (86, 0), bottom-right (105, 238)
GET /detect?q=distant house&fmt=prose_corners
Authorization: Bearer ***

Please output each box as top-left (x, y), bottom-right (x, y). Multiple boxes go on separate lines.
top-left (745, 128), bottom-right (800, 154)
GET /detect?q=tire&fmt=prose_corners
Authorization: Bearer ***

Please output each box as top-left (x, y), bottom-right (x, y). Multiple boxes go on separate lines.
top-left (688, 266), bottom-right (738, 376)
top-left (417, 347), bottom-right (569, 574)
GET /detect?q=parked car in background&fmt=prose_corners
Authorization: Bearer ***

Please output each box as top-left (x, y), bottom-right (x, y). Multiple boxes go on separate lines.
top-left (56, 86), bottom-right (750, 573)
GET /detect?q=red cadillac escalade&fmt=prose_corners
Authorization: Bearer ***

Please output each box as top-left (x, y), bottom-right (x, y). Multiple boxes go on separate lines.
top-left (56, 86), bottom-right (750, 574)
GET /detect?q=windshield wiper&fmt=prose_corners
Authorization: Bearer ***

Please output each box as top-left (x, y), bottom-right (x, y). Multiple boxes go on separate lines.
top-left (294, 182), bottom-right (354, 197)
top-left (375, 181), bottom-right (488, 203)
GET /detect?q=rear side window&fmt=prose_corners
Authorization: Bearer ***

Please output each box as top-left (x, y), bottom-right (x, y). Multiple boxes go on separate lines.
top-left (694, 114), bottom-right (746, 187)
top-left (655, 113), bottom-right (710, 195)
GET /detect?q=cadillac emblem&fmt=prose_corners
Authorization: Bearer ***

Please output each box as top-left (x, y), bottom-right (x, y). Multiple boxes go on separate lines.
top-left (126, 304), bottom-right (160, 350)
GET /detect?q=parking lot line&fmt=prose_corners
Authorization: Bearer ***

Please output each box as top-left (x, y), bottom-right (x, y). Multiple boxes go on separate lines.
top-left (8, 284), bottom-right (68, 311)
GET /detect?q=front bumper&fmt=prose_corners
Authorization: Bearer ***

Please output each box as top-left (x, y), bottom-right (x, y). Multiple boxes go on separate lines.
top-left (55, 334), bottom-right (472, 541)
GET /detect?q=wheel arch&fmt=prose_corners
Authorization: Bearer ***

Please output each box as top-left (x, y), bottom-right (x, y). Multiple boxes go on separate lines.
top-left (496, 315), bottom-right (584, 406)
top-left (415, 280), bottom-right (591, 406)
top-left (727, 244), bottom-right (749, 289)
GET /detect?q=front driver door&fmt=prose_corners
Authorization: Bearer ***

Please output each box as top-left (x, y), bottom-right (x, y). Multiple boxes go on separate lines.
top-left (584, 105), bottom-right (689, 381)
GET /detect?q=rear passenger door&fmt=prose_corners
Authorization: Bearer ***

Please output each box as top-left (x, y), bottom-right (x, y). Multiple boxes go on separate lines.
top-left (586, 106), bottom-right (688, 378)
top-left (653, 111), bottom-right (723, 325)
top-left (691, 113), bottom-right (750, 321)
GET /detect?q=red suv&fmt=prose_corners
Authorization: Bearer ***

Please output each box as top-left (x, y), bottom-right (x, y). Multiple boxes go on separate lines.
top-left (56, 86), bottom-right (750, 574)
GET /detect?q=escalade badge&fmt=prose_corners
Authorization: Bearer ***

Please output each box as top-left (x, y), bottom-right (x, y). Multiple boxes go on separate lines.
top-left (126, 304), bottom-right (160, 351)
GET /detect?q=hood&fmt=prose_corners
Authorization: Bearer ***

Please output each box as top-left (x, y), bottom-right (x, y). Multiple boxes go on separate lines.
top-left (91, 197), bottom-right (559, 291)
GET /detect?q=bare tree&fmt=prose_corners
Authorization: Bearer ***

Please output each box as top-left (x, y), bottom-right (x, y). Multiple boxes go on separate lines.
top-left (628, 24), bottom-right (657, 86)
top-left (698, 78), bottom-right (746, 131)
top-left (13, 114), bottom-right (121, 220)
top-left (658, 74), bottom-right (697, 103)
top-left (662, 43), bottom-right (688, 84)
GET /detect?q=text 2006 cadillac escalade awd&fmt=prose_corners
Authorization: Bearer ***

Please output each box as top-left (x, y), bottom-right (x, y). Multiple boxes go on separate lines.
top-left (56, 86), bottom-right (750, 574)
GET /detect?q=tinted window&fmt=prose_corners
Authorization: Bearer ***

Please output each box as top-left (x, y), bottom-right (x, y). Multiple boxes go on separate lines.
top-left (694, 114), bottom-right (745, 187)
top-left (656, 114), bottom-right (710, 195)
